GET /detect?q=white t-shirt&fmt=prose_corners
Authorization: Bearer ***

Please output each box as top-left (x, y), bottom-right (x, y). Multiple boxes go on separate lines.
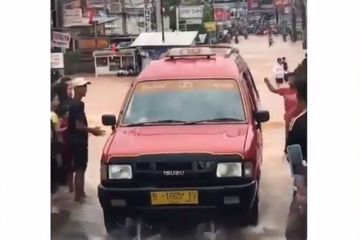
top-left (273, 63), bottom-right (284, 79)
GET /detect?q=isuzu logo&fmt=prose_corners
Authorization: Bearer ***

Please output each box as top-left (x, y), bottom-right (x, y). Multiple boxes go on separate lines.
top-left (163, 170), bottom-right (185, 176)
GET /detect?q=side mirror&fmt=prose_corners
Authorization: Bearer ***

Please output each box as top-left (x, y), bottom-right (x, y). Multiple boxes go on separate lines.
top-left (255, 110), bottom-right (270, 123)
top-left (102, 114), bottom-right (116, 126)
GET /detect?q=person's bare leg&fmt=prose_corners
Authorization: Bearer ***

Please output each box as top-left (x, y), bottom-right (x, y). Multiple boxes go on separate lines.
top-left (80, 170), bottom-right (87, 198)
top-left (67, 171), bottom-right (74, 193)
top-left (74, 170), bottom-right (83, 202)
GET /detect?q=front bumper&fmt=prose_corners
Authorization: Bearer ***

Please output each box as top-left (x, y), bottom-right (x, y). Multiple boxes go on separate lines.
top-left (98, 181), bottom-right (257, 223)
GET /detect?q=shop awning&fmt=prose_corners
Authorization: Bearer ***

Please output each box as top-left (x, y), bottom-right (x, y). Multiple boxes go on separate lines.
top-left (92, 48), bottom-right (136, 57)
top-left (130, 31), bottom-right (199, 47)
top-left (64, 16), bottom-right (119, 28)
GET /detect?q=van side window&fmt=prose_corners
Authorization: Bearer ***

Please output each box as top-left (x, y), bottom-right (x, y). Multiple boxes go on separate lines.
top-left (242, 72), bottom-right (257, 109)
top-left (247, 71), bottom-right (259, 98)
top-left (242, 74), bottom-right (257, 111)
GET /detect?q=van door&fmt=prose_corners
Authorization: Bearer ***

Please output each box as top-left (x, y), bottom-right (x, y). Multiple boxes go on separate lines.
top-left (242, 70), bottom-right (264, 173)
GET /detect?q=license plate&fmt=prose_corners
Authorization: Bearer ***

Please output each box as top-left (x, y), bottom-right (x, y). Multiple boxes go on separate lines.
top-left (150, 191), bottom-right (199, 205)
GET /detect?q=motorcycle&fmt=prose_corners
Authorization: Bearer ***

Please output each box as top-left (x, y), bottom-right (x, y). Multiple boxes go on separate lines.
top-left (282, 32), bottom-right (288, 42)
top-left (218, 34), bottom-right (232, 43)
top-left (268, 36), bottom-right (274, 47)
top-left (234, 35), bottom-right (239, 44)
top-left (242, 29), bottom-right (249, 40)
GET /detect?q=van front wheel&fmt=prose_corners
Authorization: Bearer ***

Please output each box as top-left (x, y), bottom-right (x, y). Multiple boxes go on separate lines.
top-left (247, 195), bottom-right (259, 226)
top-left (103, 209), bottom-right (126, 234)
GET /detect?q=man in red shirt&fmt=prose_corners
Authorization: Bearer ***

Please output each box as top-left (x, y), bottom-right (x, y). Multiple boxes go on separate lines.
top-left (264, 78), bottom-right (303, 150)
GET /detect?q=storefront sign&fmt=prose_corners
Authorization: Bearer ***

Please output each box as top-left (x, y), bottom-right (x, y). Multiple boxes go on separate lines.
top-left (52, 32), bottom-right (71, 48)
top-left (273, 0), bottom-right (291, 7)
top-left (51, 53), bottom-right (64, 69)
top-left (214, 8), bottom-right (231, 22)
top-left (63, 0), bottom-right (81, 9)
top-left (63, 8), bottom-right (83, 26)
top-left (248, 0), bottom-right (260, 10)
top-left (78, 38), bottom-right (109, 49)
top-left (284, 6), bottom-right (291, 14)
top-left (87, 0), bottom-right (109, 8)
top-left (204, 22), bottom-right (216, 32)
top-left (179, 5), bottom-right (204, 19)
top-left (186, 19), bottom-right (202, 25)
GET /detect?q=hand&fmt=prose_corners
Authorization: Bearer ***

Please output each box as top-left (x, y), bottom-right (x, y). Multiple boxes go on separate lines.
top-left (92, 127), bottom-right (106, 136)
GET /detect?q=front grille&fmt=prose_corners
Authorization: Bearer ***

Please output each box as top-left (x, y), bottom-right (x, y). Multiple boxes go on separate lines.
top-left (156, 162), bottom-right (193, 171)
top-left (104, 153), bottom-right (251, 188)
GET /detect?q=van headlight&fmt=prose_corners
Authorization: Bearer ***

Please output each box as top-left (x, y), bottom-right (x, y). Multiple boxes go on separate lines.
top-left (108, 165), bottom-right (133, 179)
top-left (216, 163), bottom-right (242, 178)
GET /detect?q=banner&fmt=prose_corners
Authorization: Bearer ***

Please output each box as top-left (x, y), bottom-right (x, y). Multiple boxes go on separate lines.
top-left (179, 5), bottom-right (204, 19)
top-left (214, 8), bottom-right (231, 22)
top-left (186, 19), bottom-right (202, 25)
top-left (273, 0), bottom-right (291, 7)
top-left (247, 0), bottom-right (260, 10)
top-left (51, 53), bottom-right (64, 69)
top-left (204, 22), bottom-right (216, 32)
top-left (52, 32), bottom-right (71, 48)
top-left (63, 0), bottom-right (81, 9)
top-left (63, 8), bottom-right (83, 26)
top-left (87, 0), bottom-right (109, 8)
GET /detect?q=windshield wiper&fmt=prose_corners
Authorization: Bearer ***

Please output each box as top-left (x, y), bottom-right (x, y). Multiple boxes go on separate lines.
top-left (186, 117), bottom-right (243, 125)
top-left (125, 120), bottom-right (188, 127)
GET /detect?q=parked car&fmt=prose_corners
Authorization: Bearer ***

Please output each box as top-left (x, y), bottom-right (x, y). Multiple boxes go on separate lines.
top-left (98, 46), bottom-right (270, 233)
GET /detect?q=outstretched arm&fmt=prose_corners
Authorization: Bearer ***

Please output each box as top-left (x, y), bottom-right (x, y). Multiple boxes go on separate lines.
top-left (264, 78), bottom-right (278, 93)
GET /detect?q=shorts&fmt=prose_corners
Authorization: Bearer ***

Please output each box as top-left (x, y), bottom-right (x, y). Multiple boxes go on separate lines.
top-left (62, 144), bottom-right (74, 172)
top-left (284, 73), bottom-right (289, 81)
top-left (51, 154), bottom-right (60, 194)
top-left (276, 78), bottom-right (284, 84)
top-left (70, 144), bottom-right (88, 171)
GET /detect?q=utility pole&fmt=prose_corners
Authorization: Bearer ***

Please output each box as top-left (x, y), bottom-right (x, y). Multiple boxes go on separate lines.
top-left (211, 0), bottom-right (216, 44)
top-left (160, 0), bottom-right (165, 42)
top-left (155, 0), bottom-right (161, 32)
top-left (120, 0), bottom-right (127, 34)
top-left (176, 7), bottom-right (179, 31)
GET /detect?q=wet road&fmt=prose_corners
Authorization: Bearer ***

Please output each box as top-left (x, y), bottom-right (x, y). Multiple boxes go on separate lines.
top-left (52, 36), bottom-right (306, 240)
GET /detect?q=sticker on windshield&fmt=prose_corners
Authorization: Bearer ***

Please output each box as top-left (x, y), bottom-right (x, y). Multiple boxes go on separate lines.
top-left (139, 83), bottom-right (168, 91)
top-left (135, 80), bottom-right (238, 94)
top-left (178, 81), bottom-right (194, 89)
top-left (212, 83), bottom-right (235, 89)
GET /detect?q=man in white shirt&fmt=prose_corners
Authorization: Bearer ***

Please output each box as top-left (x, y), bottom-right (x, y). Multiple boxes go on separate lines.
top-left (273, 58), bottom-right (285, 85)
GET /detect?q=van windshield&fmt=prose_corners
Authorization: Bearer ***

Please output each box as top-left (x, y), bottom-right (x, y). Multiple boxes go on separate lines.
top-left (122, 79), bottom-right (246, 125)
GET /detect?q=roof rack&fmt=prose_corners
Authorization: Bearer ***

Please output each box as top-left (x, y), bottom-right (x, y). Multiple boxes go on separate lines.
top-left (166, 47), bottom-right (216, 59)
top-left (168, 45), bottom-right (239, 58)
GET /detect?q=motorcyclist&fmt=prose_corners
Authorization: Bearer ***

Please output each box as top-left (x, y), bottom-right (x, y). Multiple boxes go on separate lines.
top-left (234, 31), bottom-right (239, 44)
top-left (268, 24), bottom-right (274, 46)
top-left (282, 21), bottom-right (288, 42)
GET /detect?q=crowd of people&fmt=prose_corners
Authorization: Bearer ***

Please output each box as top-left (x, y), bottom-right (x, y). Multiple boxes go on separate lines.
top-left (265, 54), bottom-right (307, 240)
top-left (51, 77), bottom-right (105, 212)
top-left (272, 57), bottom-right (290, 85)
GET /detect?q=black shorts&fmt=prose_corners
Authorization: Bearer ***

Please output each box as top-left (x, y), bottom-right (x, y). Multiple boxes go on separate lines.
top-left (276, 78), bottom-right (284, 84)
top-left (284, 73), bottom-right (289, 81)
top-left (71, 144), bottom-right (88, 171)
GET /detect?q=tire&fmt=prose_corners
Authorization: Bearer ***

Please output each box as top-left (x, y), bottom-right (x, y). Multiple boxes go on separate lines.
top-left (103, 209), bottom-right (126, 234)
top-left (247, 195), bottom-right (259, 226)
